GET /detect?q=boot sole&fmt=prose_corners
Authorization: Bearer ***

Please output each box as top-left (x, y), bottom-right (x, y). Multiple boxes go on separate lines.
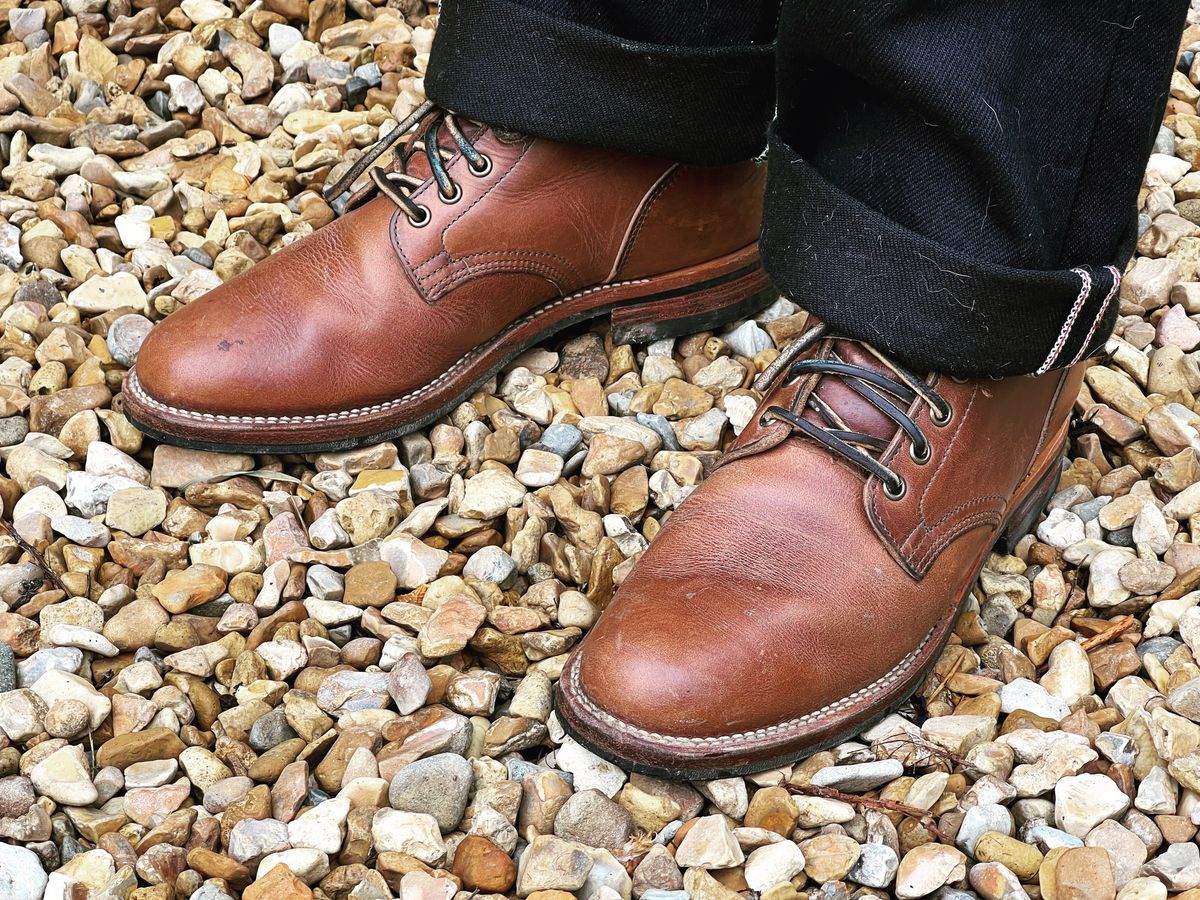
top-left (122, 244), bottom-right (774, 455)
top-left (555, 436), bottom-right (1066, 781)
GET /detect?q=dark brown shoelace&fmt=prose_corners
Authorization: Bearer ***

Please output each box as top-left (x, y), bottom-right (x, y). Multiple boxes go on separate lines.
top-left (754, 323), bottom-right (953, 500)
top-left (322, 100), bottom-right (492, 224)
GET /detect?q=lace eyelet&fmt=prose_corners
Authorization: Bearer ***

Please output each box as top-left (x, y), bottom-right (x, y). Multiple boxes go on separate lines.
top-left (759, 413), bottom-right (777, 428)
top-left (883, 477), bottom-right (907, 501)
top-left (909, 442), bottom-right (932, 465)
top-left (440, 182), bottom-right (462, 204)
top-left (930, 404), bottom-right (953, 427)
top-left (407, 205), bottom-right (432, 228)
top-left (469, 154), bottom-right (493, 177)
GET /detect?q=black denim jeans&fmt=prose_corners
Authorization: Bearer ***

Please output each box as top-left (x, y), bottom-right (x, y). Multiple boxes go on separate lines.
top-left (427, 0), bottom-right (1187, 377)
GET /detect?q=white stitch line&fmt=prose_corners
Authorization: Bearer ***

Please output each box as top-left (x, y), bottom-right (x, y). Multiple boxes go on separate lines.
top-left (1036, 267), bottom-right (1091, 375)
top-left (127, 277), bottom-right (652, 425)
top-left (566, 626), bottom-right (935, 747)
top-left (1067, 264), bottom-right (1120, 367)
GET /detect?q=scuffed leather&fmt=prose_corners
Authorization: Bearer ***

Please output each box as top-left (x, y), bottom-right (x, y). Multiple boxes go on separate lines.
top-left (132, 129), bottom-right (766, 418)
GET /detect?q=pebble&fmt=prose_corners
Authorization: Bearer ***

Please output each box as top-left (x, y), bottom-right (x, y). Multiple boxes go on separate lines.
top-left (0, 8), bottom-right (1191, 900)
top-left (893, 844), bottom-right (968, 899)
top-left (1054, 773), bottom-right (1131, 837)
top-left (387, 753), bottom-right (473, 832)
top-left (0, 844), bottom-right (49, 900)
top-left (743, 841), bottom-right (806, 892)
top-left (516, 835), bottom-right (594, 895)
top-left (810, 758), bottom-right (904, 791)
top-left (553, 789), bottom-right (634, 848)
top-left (674, 815), bottom-right (744, 869)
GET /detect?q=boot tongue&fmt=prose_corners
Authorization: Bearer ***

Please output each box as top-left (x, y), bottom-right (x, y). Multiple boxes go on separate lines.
top-left (799, 339), bottom-right (912, 446)
top-left (388, 119), bottom-right (488, 183)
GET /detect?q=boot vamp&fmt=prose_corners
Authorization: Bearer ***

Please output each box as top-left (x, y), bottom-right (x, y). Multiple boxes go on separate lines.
top-left (132, 194), bottom-right (560, 418)
top-left (576, 368), bottom-right (1073, 740)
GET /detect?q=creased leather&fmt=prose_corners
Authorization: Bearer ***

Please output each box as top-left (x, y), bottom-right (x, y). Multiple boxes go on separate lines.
top-left (131, 130), bottom-right (766, 419)
top-left (559, 351), bottom-right (1082, 772)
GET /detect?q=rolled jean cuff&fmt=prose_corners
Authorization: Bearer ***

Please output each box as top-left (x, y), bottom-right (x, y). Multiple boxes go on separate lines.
top-left (425, 0), bottom-right (776, 166)
top-left (760, 133), bottom-right (1131, 378)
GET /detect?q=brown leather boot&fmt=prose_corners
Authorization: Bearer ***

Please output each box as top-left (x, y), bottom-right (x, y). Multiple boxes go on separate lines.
top-left (124, 102), bottom-right (770, 453)
top-left (556, 322), bottom-right (1080, 778)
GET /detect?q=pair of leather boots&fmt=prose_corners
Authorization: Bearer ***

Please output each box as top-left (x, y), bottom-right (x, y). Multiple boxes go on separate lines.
top-left (125, 108), bottom-right (1080, 777)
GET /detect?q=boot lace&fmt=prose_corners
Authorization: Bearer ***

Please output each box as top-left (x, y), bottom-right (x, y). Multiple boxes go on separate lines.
top-left (322, 100), bottom-right (492, 225)
top-left (753, 323), bottom-right (953, 500)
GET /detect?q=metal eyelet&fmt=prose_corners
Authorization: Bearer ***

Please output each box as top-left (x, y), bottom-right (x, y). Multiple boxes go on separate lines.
top-left (883, 477), bottom-right (907, 501)
top-left (759, 413), bottom-right (777, 428)
top-left (407, 205), bottom-right (432, 228)
top-left (469, 154), bottom-right (493, 177)
top-left (909, 442), bottom-right (931, 465)
top-left (440, 182), bottom-right (462, 204)
top-left (930, 404), bottom-right (953, 427)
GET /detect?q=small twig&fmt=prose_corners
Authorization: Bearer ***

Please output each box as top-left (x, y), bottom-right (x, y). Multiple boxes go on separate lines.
top-left (873, 733), bottom-right (981, 776)
top-left (925, 654), bottom-right (969, 703)
top-left (1080, 614), bottom-right (1135, 651)
top-left (785, 782), bottom-right (957, 844)
top-left (0, 518), bottom-right (68, 595)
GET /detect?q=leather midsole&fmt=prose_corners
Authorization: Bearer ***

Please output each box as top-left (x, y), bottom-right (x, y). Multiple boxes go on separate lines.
top-left (124, 242), bottom-right (766, 447)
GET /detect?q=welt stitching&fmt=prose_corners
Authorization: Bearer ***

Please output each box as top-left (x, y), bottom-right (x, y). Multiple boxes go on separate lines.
top-left (567, 626), bottom-right (936, 746)
top-left (128, 275), bottom-right (652, 426)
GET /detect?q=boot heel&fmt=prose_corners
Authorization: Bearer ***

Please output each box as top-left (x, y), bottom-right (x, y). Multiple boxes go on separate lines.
top-left (610, 269), bottom-right (776, 345)
top-left (998, 459), bottom-right (1062, 554)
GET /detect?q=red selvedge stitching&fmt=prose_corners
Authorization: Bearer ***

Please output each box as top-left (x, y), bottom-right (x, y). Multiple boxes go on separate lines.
top-left (1036, 267), bottom-right (1091, 375)
top-left (1067, 264), bottom-right (1121, 366)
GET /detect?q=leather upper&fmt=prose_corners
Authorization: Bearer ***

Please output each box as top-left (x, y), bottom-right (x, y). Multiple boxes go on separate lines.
top-left (131, 128), bottom-right (765, 418)
top-left (573, 338), bottom-right (1082, 742)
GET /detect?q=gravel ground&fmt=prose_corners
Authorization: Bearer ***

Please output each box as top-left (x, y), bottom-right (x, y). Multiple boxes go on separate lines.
top-left (1, 1), bottom-right (1200, 899)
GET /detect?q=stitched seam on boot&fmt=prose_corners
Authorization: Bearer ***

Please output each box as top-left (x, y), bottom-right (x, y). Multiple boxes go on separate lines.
top-left (567, 626), bottom-right (935, 746)
top-left (127, 277), bottom-right (651, 425)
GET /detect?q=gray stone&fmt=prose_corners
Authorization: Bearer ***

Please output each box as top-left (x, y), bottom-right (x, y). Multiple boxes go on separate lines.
top-left (16, 647), bottom-right (83, 687)
top-left (849, 842), bottom-right (899, 889)
top-left (0, 417), bottom-right (28, 447)
top-left (1139, 636), bottom-right (1184, 662)
top-left (388, 752), bottom-right (473, 833)
top-left (533, 424), bottom-right (583, 457)
top-left (553, 789), bottom-right (634, 849)
top-left (461, 545), bottom-right (518, 586)
top-left (956, 804), bottom-right (1013, 856)
top-left (811, 759), bottom-right (904, 792)
top-left (0, 643), bottom-right (13, 693)
top-left (634, 413), bottom-right (681, 451)
top-left (106, 314), bottom-right (154, 367)
top-left (248, 708), bottom-right (296, 752)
